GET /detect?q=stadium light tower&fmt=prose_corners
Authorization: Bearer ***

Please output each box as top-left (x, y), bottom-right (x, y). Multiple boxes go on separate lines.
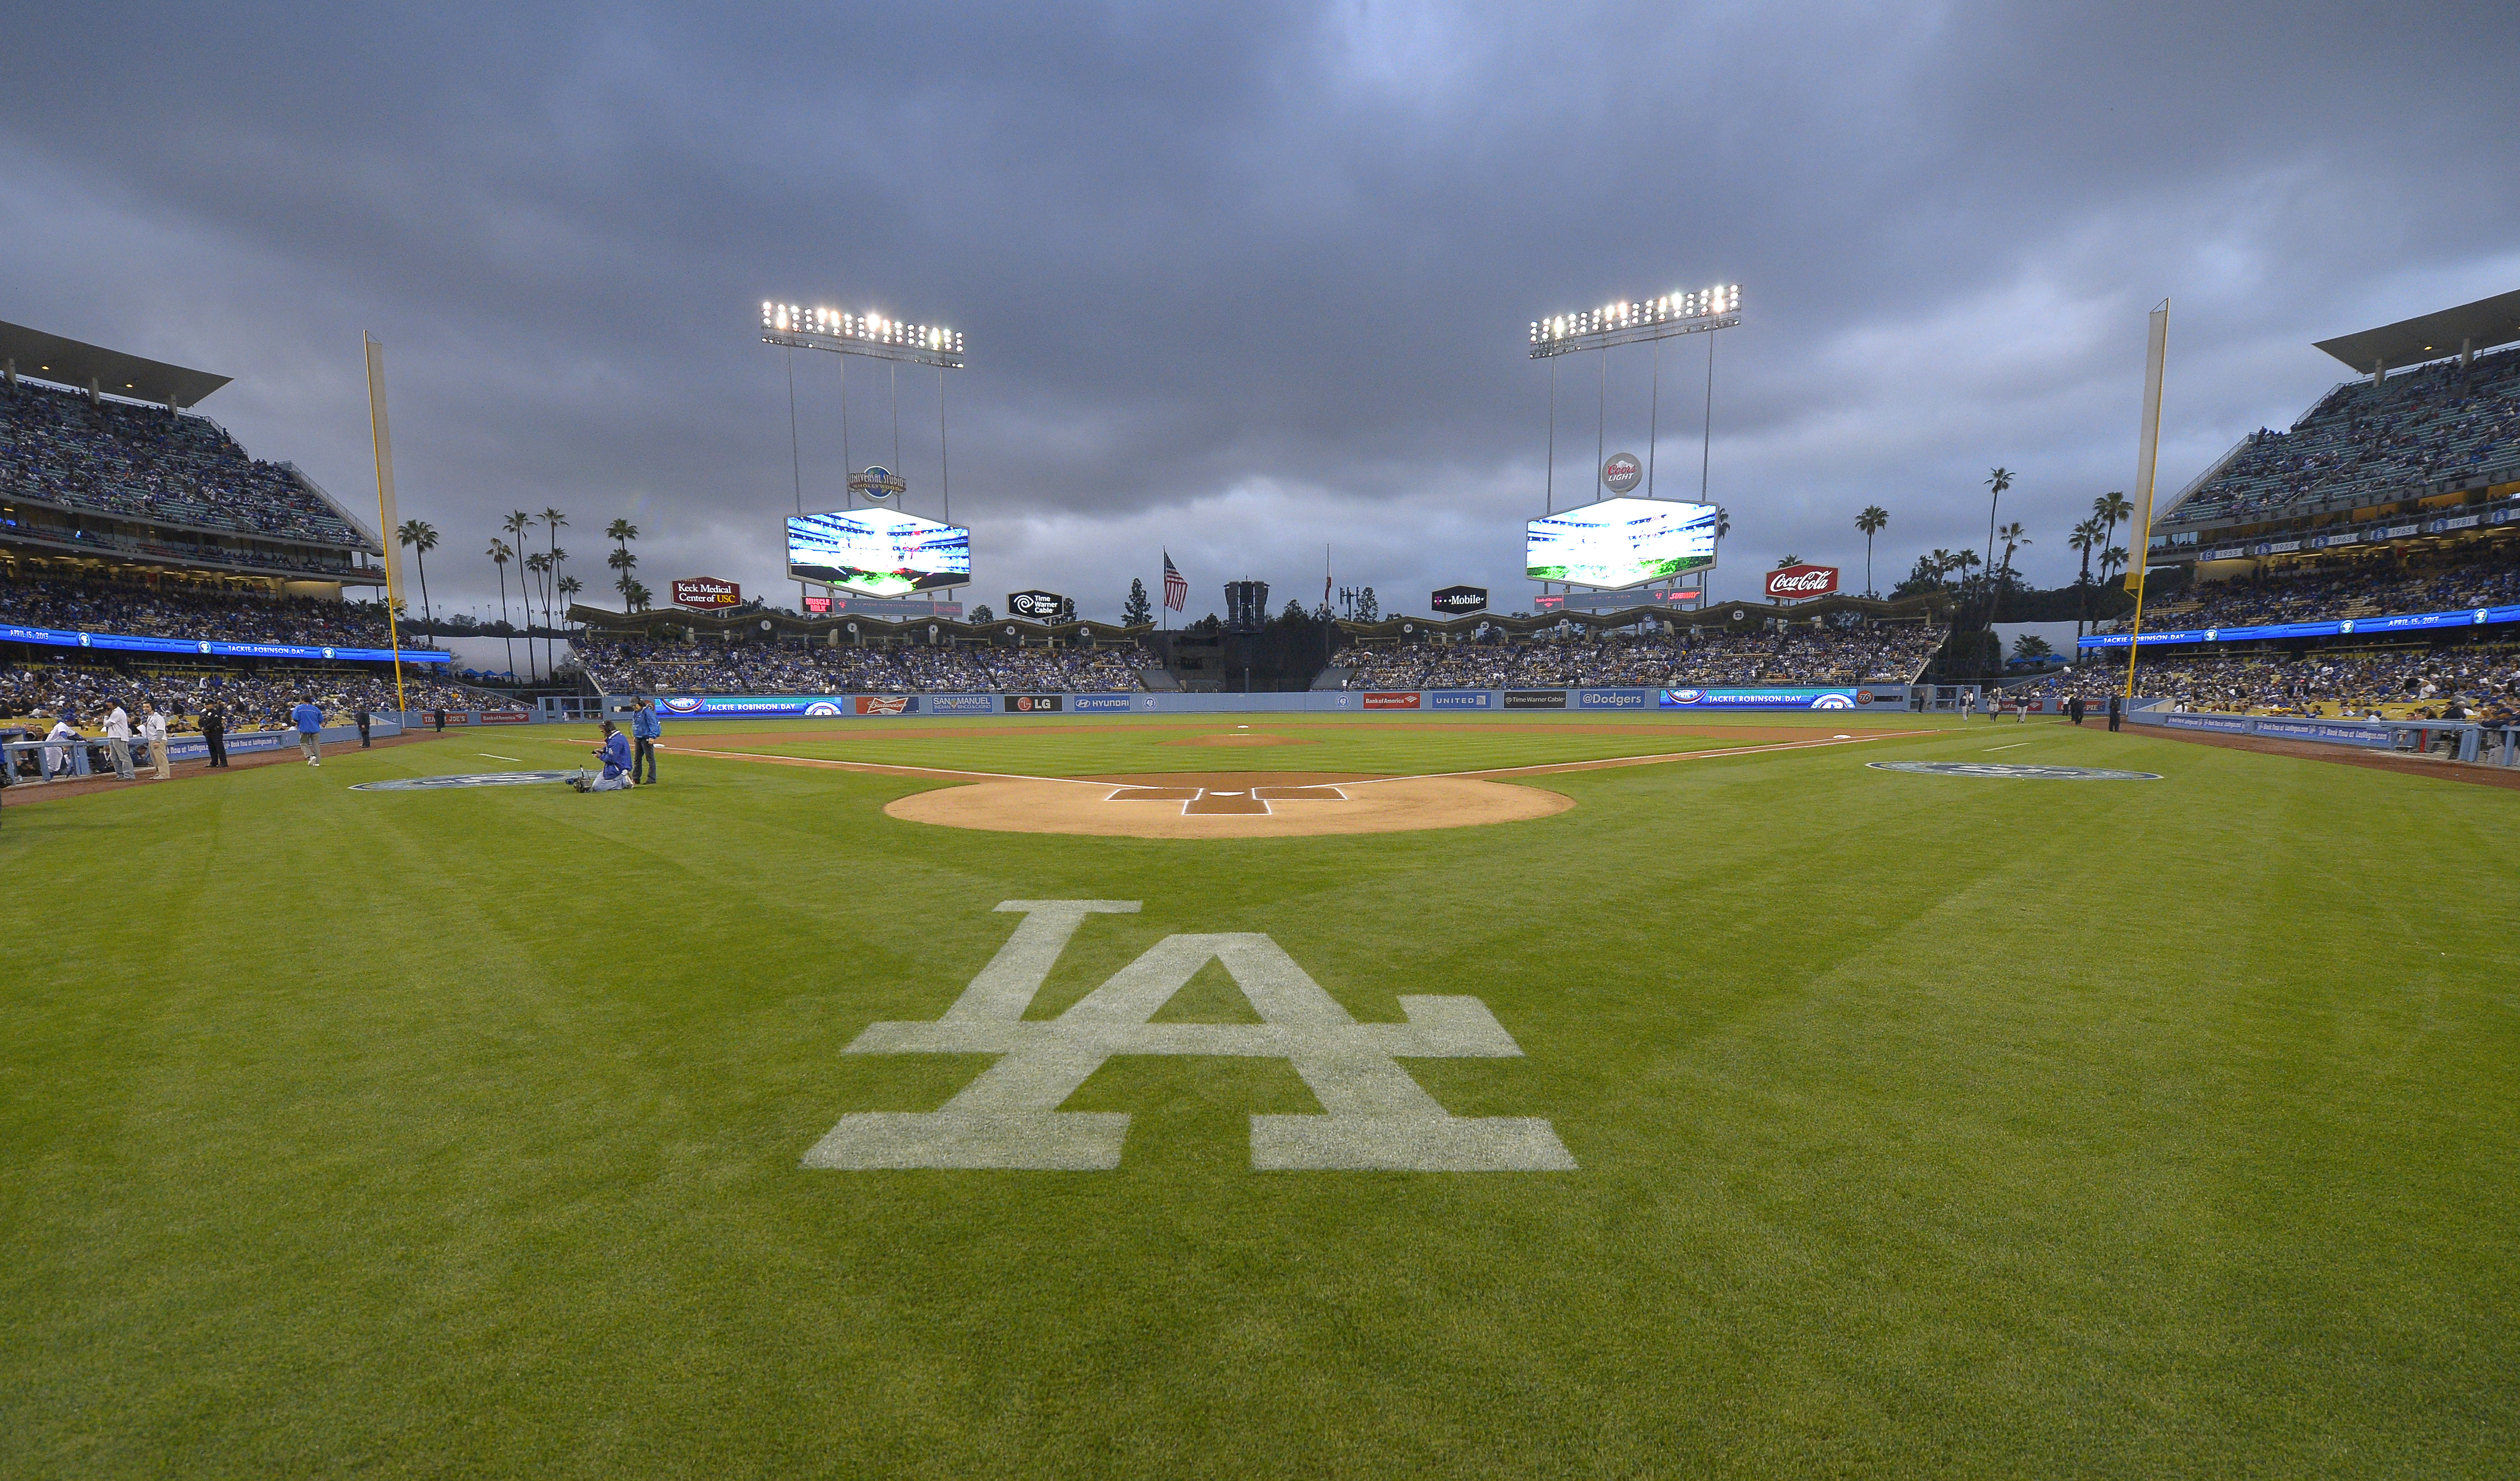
top-left (1527, 284), bottom-right (1740, 608)
top-left (1529, 283), bottom-right (1740, 515)
top-left (759, 300), bottom-right (969, 607)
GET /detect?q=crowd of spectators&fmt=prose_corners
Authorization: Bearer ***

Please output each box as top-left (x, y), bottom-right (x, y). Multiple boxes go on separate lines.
top-left (2127, 545), bottom-right (2520, 632)
top-left (2, 380), bottom-right (368, 546)
top-left (0, 661), bottom-right (477, 732)
top-left (1330, 625), bottom-right (1944, 689)
top-left (2034, 647), bottom-right (2520, 720)
top-left (574, 637), bottom-right (1153, 694)
top-left (1, 573), bottom-right (396, 646)
top-left (2169, 346), bottom-right (2520, 523)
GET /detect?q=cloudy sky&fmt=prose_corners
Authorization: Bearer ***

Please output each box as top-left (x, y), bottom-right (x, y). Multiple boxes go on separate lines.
top-left (5, 2), bottom-right (2515, 624)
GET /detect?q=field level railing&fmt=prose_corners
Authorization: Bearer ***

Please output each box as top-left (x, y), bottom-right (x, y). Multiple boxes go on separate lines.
top-left (2125, 705), bottom-right (2516, 765)
top-left (2, 717), bottom-right (401, 784)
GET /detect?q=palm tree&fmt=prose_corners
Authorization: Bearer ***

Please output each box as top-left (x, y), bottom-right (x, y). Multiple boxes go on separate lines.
top-left (556, 575), bottom-right (583, 629)
top-left (1774, 553), bottom-right (1803, 568)
top-left (2093, 491), bottom-right (2132, 566)
top-left (487, 537), bottom-right (517, 676)
top-left (1854, 505), bottom-right (1889, 596)
top-left (539, 508), bottom-right (568, 672)
top-left (523, 552), bottom-right (552, 673)
top-left (622, 579), bottom-right (652, 612)
top-left (604, 518), bottom-right (640, 606)
top-left (1995, 520), bottom-right (2031, 596)
top-left (2067, 518), bottom-right (2101, 639)
top-left (1982, 467), bottom-right (2012, 616)
top-left (395, 519), bottom-right (439, 633)
top-left (1948, 549), bottom-right (1981, 586)
top-left (2100, 545), bottom-right (2128, 582)
top-left (1712, 507), bottom-right (1730, 600)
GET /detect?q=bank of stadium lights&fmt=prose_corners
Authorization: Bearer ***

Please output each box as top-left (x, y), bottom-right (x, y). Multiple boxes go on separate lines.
top-left (760, 301), bottom-right (965, 369)
top-left (1529, 284), bottom-right (1741, 358)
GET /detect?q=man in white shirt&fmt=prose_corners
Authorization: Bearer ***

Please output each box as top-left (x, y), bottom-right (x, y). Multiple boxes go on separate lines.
top-left (142, 703), bottom-right (171, 780)
top-left (44, 716), bottom-right (77, 779)
top-left (103, 704), bottom-right (136, 781)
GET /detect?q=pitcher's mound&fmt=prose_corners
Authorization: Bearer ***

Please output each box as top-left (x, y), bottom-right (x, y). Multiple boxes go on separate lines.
top-left (885, 770), bottom-right (1572, 838)
top-left (1159, 733), bottom-right (1318, 747)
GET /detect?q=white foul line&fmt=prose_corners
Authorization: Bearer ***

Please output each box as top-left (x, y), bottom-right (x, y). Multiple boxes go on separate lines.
top-left (479, 753), bottom-right (525, 762)
top-left (1982, 743), bottom-right (2028, 752)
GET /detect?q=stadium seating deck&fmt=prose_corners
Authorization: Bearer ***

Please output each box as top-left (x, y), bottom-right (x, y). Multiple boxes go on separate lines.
top-left (1332, 627), bottom-right (1944, 690)
top-left (576, 638), bottom-right (1152, 695)
top-left (2164, 346), bottom-right (2520, 525)
top-left (2, 378), bottom-right (369, 549)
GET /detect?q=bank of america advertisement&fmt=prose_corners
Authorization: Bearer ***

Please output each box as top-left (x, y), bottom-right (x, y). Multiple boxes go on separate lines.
top-left (787, 510), bottom-right (971, 596)
top-left (1526, 498), bottom-right (1718, 590)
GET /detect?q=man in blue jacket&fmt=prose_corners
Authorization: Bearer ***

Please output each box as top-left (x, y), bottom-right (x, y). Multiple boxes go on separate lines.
top-left (292, 697), bottom-right (325, 766)
top-left (574, 721), bottom-right (636, 792)
top-left (631, 699), bottom-right (661, 785)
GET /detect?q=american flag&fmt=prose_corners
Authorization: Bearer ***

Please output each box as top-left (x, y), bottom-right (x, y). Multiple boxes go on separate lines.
top-left (1161, 551), bottom-right (1187, 612)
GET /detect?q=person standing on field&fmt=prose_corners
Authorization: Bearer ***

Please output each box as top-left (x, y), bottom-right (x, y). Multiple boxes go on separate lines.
top-left (2107, 692), bottom-right (2123, 733)
top-left (200, 704), bottom-right (229, 768)
top-left (104, 702), bottom-right (136, 781)
top-left (434, 707), bottom-right (446, 733)
top-left (293, 697), bottom-right (325, 765)
top-left (143, 703), bottom-right (171, 779)
top-left (355, 705), bottom-right (372, 748)
top-left (631, 698), bottom-right (661, 785)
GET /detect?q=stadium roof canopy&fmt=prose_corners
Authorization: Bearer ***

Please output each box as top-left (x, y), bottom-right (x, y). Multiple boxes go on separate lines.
top-left (0, 319), bottom-right (232, 408)
top-left (2313, 289), bottom-right (2520, 373)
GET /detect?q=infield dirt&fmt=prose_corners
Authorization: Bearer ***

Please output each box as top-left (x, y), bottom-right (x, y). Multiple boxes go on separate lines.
top-left (883, 769), bottom-right (1574, 838)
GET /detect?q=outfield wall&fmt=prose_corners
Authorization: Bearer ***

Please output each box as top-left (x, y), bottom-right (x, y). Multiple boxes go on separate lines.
top-left (577, 686), bottom-right (1925, 721)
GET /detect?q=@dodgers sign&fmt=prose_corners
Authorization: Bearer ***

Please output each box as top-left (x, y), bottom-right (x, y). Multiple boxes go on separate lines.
top-left (803, 901), bottom-right (1575, 1172)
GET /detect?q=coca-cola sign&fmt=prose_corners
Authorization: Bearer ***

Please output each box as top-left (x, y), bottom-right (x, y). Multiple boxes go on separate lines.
top-left (672, 577), bottom-right (742, 609)
top-left (1764, 564), bottom-right (1839, 600)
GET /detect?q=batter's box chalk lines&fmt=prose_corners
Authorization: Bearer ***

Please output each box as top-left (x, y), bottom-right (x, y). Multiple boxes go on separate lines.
top-left (801, 899), bottom-right (1576, 1172)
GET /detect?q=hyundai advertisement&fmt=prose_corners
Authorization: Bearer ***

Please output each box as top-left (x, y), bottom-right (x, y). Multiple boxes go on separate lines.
top-left (1525, 498), bottom-right (1718, 590)
top-left (786, 509), bottom-right (971, 596)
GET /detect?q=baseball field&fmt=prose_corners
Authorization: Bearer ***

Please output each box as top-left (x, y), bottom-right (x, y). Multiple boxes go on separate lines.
top-left (5, 711), bottom-right (2515, 1477)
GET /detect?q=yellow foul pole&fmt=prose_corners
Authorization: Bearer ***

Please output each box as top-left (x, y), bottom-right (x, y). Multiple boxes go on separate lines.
top-left (365, 334), bottom-right (410, 713)
top-left (2121, 299), bottom-right (2169, 701)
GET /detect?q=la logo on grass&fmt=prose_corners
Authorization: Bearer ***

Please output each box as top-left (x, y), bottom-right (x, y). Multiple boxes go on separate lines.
top-left (804, 901), bottom-right (1575, 1172)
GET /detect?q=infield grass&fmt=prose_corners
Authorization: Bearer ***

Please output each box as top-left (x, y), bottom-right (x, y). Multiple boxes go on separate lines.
top-left (4, 712), bottom-right (2515, 1477)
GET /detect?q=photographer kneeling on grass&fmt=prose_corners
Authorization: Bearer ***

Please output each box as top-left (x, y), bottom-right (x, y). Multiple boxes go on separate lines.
top-left (574, 721), bottom-right (636, 793)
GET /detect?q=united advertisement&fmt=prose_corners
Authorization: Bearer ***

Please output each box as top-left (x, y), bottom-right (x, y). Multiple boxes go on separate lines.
top-left (1660, 687), bottom-right (1859, 710)
top-left (1428, 691), bottom-right (1491, 710)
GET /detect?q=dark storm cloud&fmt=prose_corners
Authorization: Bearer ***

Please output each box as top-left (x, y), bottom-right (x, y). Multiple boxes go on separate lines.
top-left (4, 2), bottom-right (2515, 620)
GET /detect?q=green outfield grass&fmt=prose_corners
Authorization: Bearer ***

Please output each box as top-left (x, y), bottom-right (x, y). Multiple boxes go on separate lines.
top-left (4, 713), bottom-right (2515, 1477)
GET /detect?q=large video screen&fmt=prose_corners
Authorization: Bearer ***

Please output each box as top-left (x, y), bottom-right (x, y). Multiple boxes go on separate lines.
top-left (1526, 498), bottom-right (1718, 590)
top-left (787, 510), bottom-right (970, 596)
